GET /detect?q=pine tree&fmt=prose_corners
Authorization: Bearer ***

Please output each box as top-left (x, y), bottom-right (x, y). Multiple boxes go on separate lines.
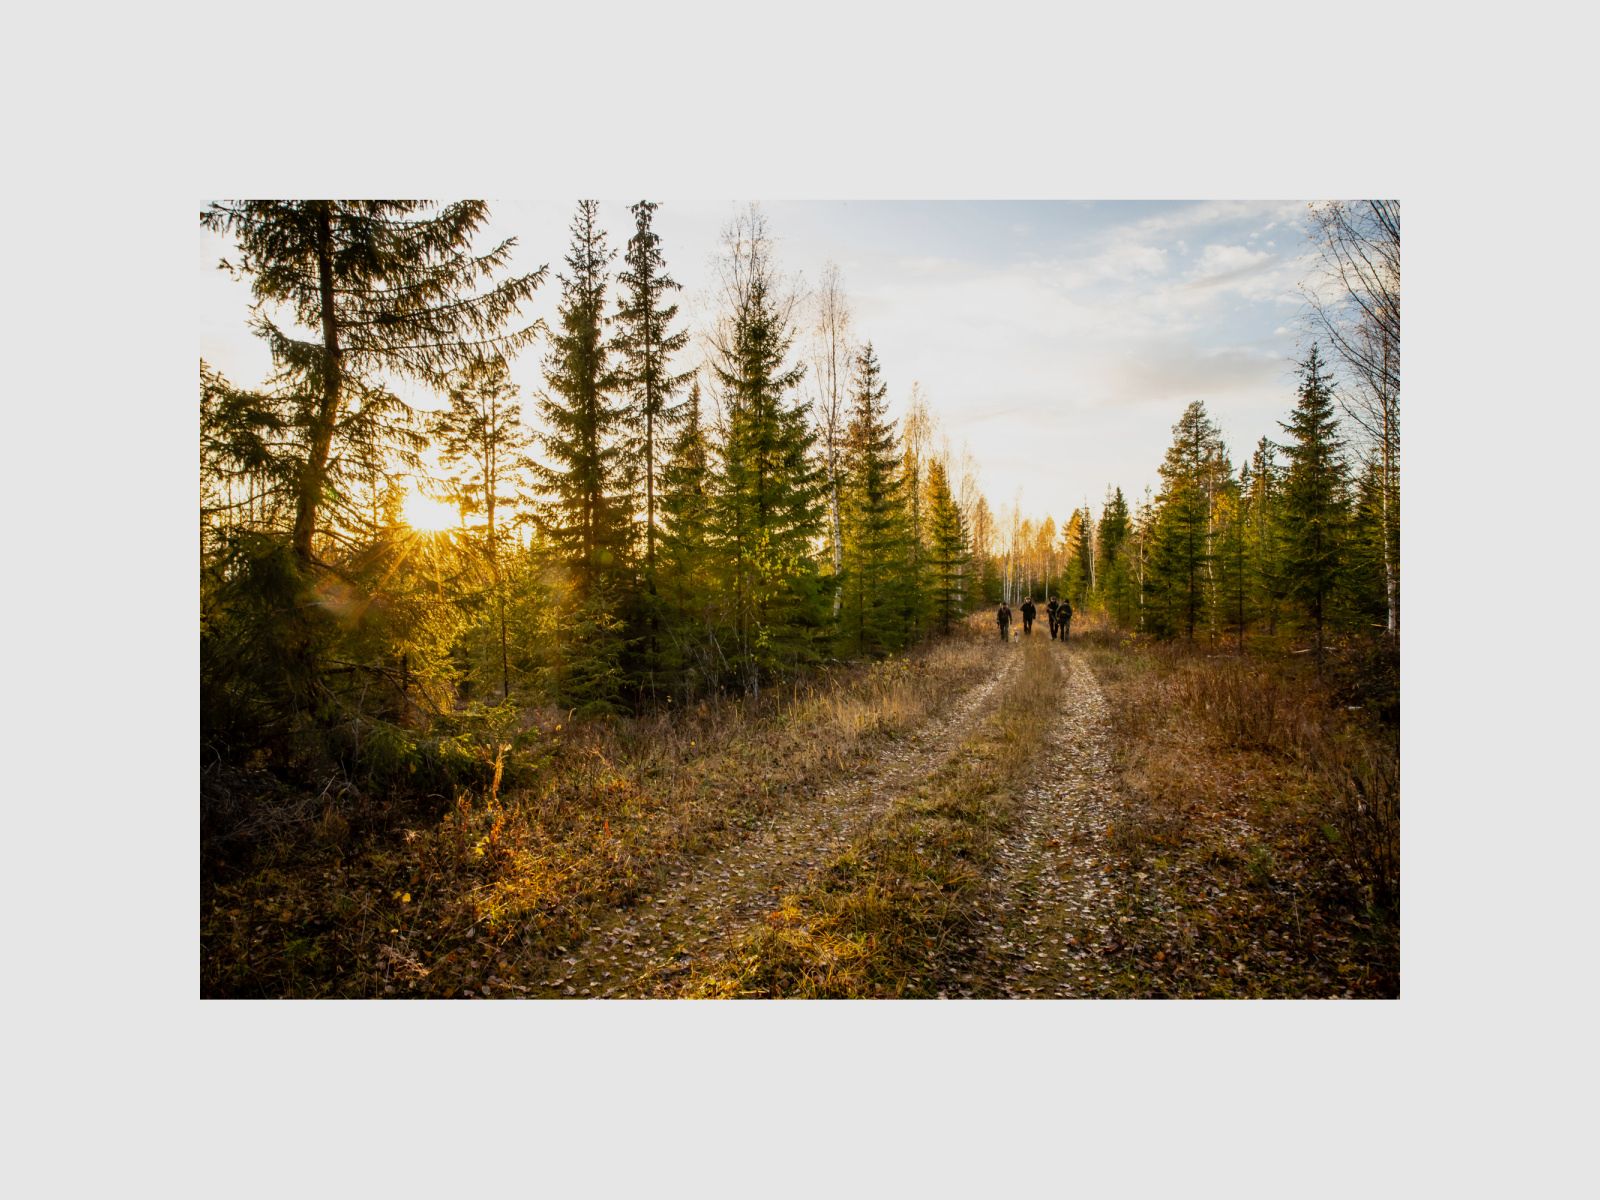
top-left (838, 343), bottom-right (911, 657)
top-left (1279, 345), bottom-right (1349, 661)
top-left (1149, 401), bottom-right (1227, 639)
top-left (201, 201), bottom-right (543, 565)
top-left (708, 208), bottom-right (826, 691)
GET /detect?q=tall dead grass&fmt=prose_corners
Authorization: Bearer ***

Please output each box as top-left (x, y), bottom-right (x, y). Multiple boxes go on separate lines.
top-left (1080, 631), bottom-right (1399, 996)
top-left (202, 629), bottom-right (998, 997)
top-left (689, 636), bottom-right (1062, 998)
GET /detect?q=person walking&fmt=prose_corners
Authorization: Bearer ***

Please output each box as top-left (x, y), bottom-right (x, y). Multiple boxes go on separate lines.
top-left (1046, 597), bottom-right (1060, 639)
top-left (996, 601), bottom-right (1012, 642)
top-left (1058, 597), bottom-right (1073, 642)
top-left (1020, 596), bottom-right (1036, 635)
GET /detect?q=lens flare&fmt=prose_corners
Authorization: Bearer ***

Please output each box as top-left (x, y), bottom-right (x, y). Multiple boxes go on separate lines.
top-left (403, 487), bottom-right (458, 532)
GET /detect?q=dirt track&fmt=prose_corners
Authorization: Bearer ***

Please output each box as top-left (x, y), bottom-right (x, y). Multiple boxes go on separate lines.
top-left (525, 645), bottom-right (1027, 998)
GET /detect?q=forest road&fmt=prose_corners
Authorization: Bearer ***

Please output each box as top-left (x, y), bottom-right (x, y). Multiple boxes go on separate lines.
top-left (524, 644), bottom-right (1026, 998)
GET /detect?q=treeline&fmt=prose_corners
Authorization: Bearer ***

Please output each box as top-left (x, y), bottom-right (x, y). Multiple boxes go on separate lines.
top-left (200, 200), bottom-right (973, 786)
top-left (987, 348), bottom-right (1396, 656)
top-left (1104, 347), bottom-right (1392, 652)
top-left (983, 201), bottom-right (1400, 658)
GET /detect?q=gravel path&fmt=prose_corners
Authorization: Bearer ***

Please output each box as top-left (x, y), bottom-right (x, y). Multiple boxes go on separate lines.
top-left (525, 646), bottom-right (1027, 998)
top-left (968, 649), bottom-right (1127, 998)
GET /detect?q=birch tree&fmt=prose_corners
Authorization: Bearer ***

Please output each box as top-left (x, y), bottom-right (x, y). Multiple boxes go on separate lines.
top-left (809, 261), bottom-right (855, 617)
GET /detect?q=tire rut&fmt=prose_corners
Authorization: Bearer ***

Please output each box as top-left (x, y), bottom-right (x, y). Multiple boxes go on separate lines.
top-left (527, 646), bottom-right (1028, 997)
top-left (969, 649), bottom-right (1125, 998)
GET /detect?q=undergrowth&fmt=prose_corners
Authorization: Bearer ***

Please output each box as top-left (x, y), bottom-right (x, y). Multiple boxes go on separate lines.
top-left (1076, 628), bottom-right (1399, 997)
top-left (201, 630), bottom-right (993, 997)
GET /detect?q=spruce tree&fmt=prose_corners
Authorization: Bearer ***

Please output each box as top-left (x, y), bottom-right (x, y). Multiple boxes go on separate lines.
top-left (838, 343), bottom-right (911, 657)
top-left (533, 201), bottom-right (629, 712)
top-left (1096, 487), bottom-right (1135, 629)
top-left (1072, 505), bottom-right (1095, 611)
top-left (1279, 345), bottom-right (1349, 661)
top-left (658, 379), bottom-right (717, 690)
top-left (1061, 510), bottom-right (1088, 611)
top-left (924, 458), bottom-right (968, 635)
top-left (708, 208), bottom-right (826, 691)
top-left (200, 202), bottom-right (542, 760)
top-left (201, 201), bottom-right (543, 565)
top-left (613, 201), bottom-right (692, 608)
top-left (1149, 401), bottom-right (1227, 639)
top-left (431, 354), bottom-right (532, 699)
top-left (1246, 437), bottom-right (1286, 635)
top-left (1212, 467), bottom-right (1251, 651)
top-left (1346, 459), bottom-right (1391, 631)
top-left (534, 200), bottom-right (629, 593)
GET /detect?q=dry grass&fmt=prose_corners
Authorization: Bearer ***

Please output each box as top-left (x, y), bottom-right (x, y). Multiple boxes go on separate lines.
top-left (1076, 630), bottom-right (1399, 997)
top-left (687, 636), bottom-right (1062, 998)
top-left (201, 631), bottom-right (995, 997)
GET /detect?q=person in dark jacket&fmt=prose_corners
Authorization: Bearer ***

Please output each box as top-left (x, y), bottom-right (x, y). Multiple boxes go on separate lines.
top-left (1058, 597), bottom-right (1073, 641)
top-left (1020, 597), bottom-right (1036, 634)
top-left (996, 601), bottom-right (1012, 642)
top-left (1046, 597), bottom-right (1060, 639)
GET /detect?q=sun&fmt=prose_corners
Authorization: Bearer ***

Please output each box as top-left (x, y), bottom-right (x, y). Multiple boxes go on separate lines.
top-left (402, 486), bottom-right (459, 532)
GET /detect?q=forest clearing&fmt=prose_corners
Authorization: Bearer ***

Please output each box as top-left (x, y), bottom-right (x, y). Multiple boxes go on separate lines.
top-left (200, 198), bottom-right (1399, 999)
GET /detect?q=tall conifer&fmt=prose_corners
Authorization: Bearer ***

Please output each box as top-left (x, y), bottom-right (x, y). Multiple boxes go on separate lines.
top-left (838, 343), bottom-right (910, 656)
top-left (534, 200), bottom-right (630, 592)
top-left (924, 458), bottom-right (968, 635)
top-left (1150, 401), bottom-right (1228, 638)
top-left (708, 208), bottom-right (826, 690)
top-left (613, 200), bottom-right (692, 601)
top-left (202, 201), bottom-right (543, 565)
top-left (1279, 345), bottom-right (1349, 661)
top-left (533, 200), bottom-right (629, 711)
top-left (432, 355), bottom-right (531, 699)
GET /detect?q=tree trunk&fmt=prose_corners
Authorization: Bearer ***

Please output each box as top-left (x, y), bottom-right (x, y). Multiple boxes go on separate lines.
top-left (828, 457), bottom-right (843, 618)
top-left (293, 201), bottom-right (342, 563)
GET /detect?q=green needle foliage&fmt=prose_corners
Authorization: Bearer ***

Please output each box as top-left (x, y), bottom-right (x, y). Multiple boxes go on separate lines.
top-left (1279, 345), bottom-right (1349, 660)
top-left (432, 355), bottom-right (532, 700)
top-left (1148, 401), bottom-right (1228, 639)
top-left (532, 200), bottom-right (634, 712)
top-left (708, 208), bottom-right (827, 691)
top-left (923, 457), bottom-right (969, 635)
top-left (839, 342), bottom-right (912, 658)
top-left (657, 379), bottom-right (718, 691)
top-left (613, 200), bottom-right (693, 594)
top-left (534, 200), bottom-right (631, 594)
top-left (201, 200), bottom-right (545, 564)
top-left (200, 200), bottom-right (545, 779)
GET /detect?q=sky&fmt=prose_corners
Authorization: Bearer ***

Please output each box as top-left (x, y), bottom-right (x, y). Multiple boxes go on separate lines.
top-left (198, 198), bottom-right (1321, 524)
